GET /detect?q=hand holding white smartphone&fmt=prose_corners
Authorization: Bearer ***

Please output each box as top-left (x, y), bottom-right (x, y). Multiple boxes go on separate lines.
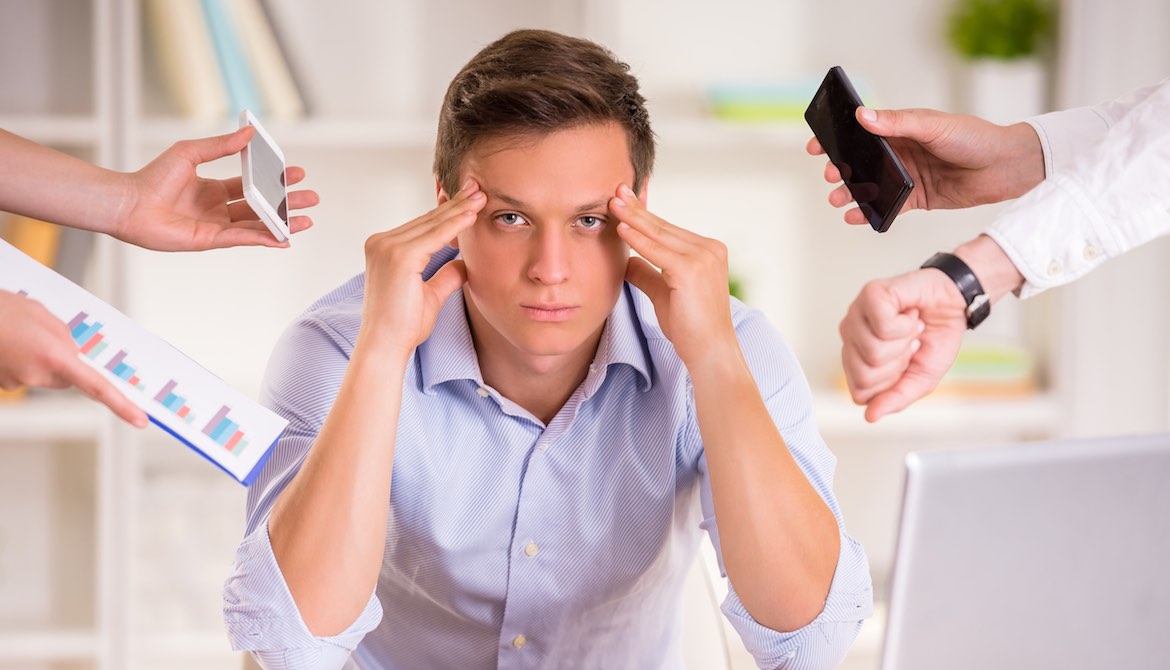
top-left (239, 109), bottom-right (290, 243)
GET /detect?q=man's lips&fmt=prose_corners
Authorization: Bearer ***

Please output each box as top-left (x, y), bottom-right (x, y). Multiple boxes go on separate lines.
top-left (521, 304), bottom-right (578, 322)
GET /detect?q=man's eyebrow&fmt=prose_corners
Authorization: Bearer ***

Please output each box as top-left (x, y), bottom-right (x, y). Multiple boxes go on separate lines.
top-left (490, 192), bottom-right (611, 212)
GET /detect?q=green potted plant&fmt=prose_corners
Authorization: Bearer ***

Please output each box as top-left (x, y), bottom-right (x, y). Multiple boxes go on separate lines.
top-left (945, 0), bottom-right (1056, 124)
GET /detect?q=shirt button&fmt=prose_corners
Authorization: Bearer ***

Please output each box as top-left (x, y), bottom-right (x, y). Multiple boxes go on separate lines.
top-left (475, 387), bottom-right (489, 398)
top-left (1083, 244), bottom-right (1102, 260)
top-left (524, 542), bottom-right (539, 557)
top-left (1046, 259), bottom-right (1063, 277)
top-left (512, 634), bottom-right (527, 649)
top-left (537, 442), bottom-right (549, 452)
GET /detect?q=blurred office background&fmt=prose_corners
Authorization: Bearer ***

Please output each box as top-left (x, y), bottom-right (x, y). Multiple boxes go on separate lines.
top-left (0, 0), bottom-right (1167, 668)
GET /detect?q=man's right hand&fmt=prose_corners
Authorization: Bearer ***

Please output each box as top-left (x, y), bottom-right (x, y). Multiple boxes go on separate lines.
top-left (0, 290), bottom-right (147, 427)
top-left (357, 179), bottom-right (485, 357)
top-left (808, 107), bottom-right (1046, 225)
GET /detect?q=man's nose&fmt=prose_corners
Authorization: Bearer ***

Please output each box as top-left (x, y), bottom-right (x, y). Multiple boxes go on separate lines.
top-left (527, 228), bottom-right (570, 285)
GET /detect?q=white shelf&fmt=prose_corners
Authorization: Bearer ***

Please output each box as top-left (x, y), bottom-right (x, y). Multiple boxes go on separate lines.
top-left (0, 394), bottom-right (110, 441)
top-left (813, 391), bottom-right (1064, 439)
top-left (655, 117), bottom-right (809, 150)
top-left (0, 630), bottom-right (99, 661)
top-left (135, 631), bottom-right (236, 659)
top-left (139, 116), bottom-right (437, 150)
top-left (0, 115), bottom-right (101, 146)
top-left (136, 115), bottom-right (809, 152)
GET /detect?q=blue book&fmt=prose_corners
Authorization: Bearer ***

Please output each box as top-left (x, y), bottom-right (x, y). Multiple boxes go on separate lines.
top-left (199, 0), bottom-right (265, 116)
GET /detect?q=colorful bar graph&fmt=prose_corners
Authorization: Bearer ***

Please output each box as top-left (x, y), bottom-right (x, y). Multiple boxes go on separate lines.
top-left (202, 405), bottom-right (248, 454)
top-left (69, 312), bottom-right (111, 361)
top-left (154, 380), bottom-right (196, 424)
top-left (102, 350), bottom-right (146, 391)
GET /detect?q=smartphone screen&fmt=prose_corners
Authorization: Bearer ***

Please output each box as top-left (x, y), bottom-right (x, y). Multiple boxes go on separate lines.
top-left (805, 66), bottom-right (913, 232)
top-left (247, 133), bottom-right (288, 226)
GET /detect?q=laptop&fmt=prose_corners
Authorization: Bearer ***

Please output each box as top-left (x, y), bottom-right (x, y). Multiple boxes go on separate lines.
top-left (880, 432), bottom-right (1170, 670)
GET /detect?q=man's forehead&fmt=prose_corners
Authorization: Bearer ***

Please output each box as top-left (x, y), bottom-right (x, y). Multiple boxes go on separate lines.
top-left (483, 187), bottom-right (612, 213)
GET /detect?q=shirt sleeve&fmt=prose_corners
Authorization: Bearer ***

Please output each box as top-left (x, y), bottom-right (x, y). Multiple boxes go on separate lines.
top-left (694, 307), bottom-right (873, 670)
top-left (988, 77), bottom-right (1170, 298)
top-left (222, 315), bottom-right (383, 669)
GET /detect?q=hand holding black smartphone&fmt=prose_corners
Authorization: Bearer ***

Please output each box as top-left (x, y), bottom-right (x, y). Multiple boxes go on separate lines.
top-left (804, 66), bottom-right (914, 233)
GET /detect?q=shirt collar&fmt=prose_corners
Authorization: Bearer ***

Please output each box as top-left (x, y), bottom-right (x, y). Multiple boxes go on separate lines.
top-left (417, 282), bottom-right (653, 396)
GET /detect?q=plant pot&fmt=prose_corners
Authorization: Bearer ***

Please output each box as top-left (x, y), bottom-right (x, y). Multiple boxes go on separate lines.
top-left (960, 57), bottom-right (1047, 124)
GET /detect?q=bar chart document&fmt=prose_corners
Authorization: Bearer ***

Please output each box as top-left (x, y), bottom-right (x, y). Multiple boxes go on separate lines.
top-left (0, 240), bottom-right (286, 485)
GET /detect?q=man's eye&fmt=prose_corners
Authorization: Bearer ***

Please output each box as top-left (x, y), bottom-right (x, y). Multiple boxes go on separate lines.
top-left (496, 213), bottom-right (527, 226)
top-left (577, 216), bottom-right (605, 230)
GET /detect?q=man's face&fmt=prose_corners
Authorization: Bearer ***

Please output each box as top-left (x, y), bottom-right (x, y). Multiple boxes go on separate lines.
top-left (449, 122), bottom-right (634, 365)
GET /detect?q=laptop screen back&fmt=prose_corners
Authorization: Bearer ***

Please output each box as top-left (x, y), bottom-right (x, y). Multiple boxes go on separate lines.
top-left (881, 433), bottom-right (1170, 670)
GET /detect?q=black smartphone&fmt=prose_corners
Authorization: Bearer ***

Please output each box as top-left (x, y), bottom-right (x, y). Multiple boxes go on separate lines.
top-left (804, 66), bottom-right (914, 233)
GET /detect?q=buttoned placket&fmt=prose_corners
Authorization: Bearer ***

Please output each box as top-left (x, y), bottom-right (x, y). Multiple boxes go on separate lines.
top-left (495, 363), bottom-right (607, 668)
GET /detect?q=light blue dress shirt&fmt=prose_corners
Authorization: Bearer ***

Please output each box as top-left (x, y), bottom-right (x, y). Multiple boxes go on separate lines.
top-left (223, 248), bottom-right (872, 669)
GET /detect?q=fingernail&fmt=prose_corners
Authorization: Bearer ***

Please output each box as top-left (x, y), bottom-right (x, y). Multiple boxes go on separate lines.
top-left (135, 416), bottom-right (148, 428)
top-left (910, 339), bottom-right (921, 353)
top-left (917, 320), bottom-right (926, 334)
top-left (469, 191), bottom-right (485, 200)
top-left (613, 197), bottom-right (626, 208)
top-left (620, 184), bottom-right (636, 198)
top-left (859, 107), bottom-right (877, 123)
top-left (460, 179), bottom-right (473, 193)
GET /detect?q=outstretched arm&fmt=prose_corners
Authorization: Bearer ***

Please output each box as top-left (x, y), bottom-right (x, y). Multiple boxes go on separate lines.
top-left (0, 127), bottom-right (319, 250)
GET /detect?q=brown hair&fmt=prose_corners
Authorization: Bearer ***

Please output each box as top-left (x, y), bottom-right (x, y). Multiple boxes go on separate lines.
top-left (434, 29), bottom-right (655, 197)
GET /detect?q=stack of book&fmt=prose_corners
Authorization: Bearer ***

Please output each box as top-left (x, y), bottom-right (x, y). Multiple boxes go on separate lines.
top-left (832, 341), bottom-right (1038, 400)
top-left (706, 78), bottom-right (833, 123)
top-left (934, 342), bottom-right (1037, 397)
top-left (144, 0), bottom-right (305, 121)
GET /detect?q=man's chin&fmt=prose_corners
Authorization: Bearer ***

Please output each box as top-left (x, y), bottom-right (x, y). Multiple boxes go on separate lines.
top-left (507, 327), bottom-right (594, 359)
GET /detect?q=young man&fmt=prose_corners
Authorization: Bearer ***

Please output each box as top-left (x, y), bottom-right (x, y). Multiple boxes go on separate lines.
top-left (225, 29), bottom-right (871, 669)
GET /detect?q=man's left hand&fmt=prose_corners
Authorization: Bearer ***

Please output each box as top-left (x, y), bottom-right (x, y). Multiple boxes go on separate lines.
top-left (609, 184), bottom-right (738, 370)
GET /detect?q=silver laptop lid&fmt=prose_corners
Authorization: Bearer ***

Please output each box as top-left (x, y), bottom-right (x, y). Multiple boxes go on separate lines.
top-left (881, 433), bottom-right (1170, 670)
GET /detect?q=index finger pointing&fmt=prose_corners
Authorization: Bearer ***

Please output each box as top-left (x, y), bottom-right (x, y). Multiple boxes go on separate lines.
top-left (67, 358), bottom-right (148, 427)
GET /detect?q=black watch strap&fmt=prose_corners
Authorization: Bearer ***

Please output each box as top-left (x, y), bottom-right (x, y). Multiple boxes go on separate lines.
top-left (920, 252), bottom-right (990, 329)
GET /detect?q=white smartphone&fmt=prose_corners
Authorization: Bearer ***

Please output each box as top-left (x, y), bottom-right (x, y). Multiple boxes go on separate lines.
top-left (239, 109), bottom-right (290, 243)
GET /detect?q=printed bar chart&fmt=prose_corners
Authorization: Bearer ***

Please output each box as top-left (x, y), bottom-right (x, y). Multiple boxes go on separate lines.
top-left (203, 406), bottom-right (249, 455)
top-left (103, 350), bottom-right (147, 391)
top-left (154, 380), bottom-right (196, 424)
top-left (69, 312), bottom-right (110, 360)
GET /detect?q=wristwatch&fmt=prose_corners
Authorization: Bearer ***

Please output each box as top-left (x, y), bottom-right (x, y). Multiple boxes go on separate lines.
top-left (920, 252), bottom-right (990, 329)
